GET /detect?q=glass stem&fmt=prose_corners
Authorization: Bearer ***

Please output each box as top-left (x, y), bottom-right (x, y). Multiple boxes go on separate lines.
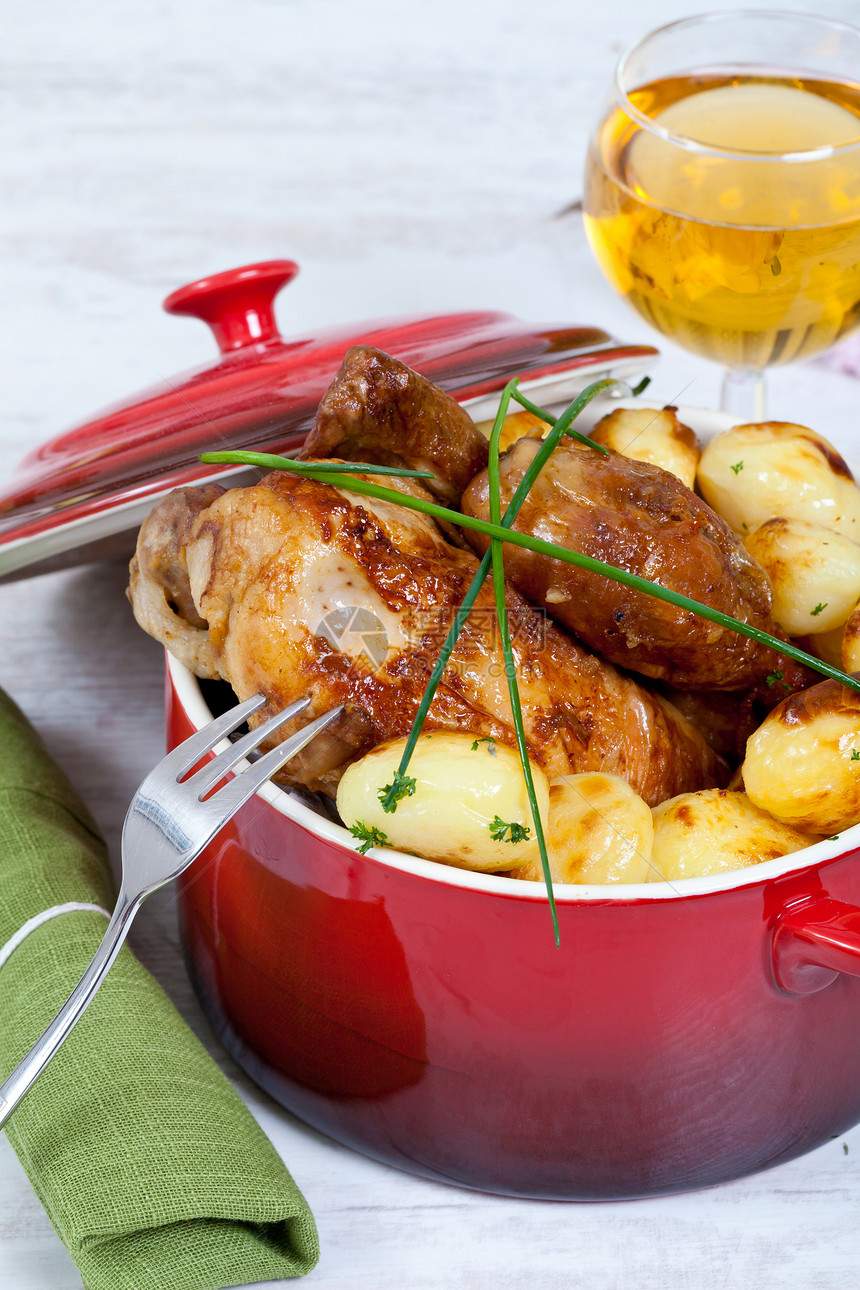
top-left (720, 367), bottom-right (766, 421)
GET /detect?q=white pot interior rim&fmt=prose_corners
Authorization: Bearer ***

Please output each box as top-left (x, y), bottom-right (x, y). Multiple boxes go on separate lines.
top-left (169, 651), bottom-right (859, 905)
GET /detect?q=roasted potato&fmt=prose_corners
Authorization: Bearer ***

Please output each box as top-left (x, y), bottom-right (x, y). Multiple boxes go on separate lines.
top-left (743, 678), bottom-right (860, 833)
top-left (589, 406), bottom-right (700, 489)
top-left (794, 624), bottom-right (850, 671)
top-left (743, 517), bottom-right (860, 636)
top-left (336, 732), bottom-right (549, 871)
top-left (844, 604), bottom-right (860, 673)
top-left (475, 409), bottom-right (550, 453)
top-left (698, 422), bottom-right (860, 539)
top-left (511, 773), bottom-right (653, 885)
top-left (648, 789), bottom-right (819, 881)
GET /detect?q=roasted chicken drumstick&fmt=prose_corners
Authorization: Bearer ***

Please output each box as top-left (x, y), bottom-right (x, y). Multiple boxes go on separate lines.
top-left (462, 436), bottom-right (810, 693)
top-left (300, 346), bottom-right (489, 505)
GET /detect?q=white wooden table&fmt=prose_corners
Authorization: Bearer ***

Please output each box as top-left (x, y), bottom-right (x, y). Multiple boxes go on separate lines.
top-left (2, 1), bottom-right (860, 1286)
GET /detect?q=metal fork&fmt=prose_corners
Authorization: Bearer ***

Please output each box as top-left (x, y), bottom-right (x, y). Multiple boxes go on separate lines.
top-left (0, 693), bottom-right (343, 1128)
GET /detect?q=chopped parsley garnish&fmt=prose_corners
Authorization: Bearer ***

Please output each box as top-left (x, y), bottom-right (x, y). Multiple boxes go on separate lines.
top-left (378, 769), bottom-right (416, 813)
top-left (489, 815), bottom-right (531, 844)
top-left (730, 461), bottom-right (744, 475)
top-left (811, 603), bottom-right (828, 617)
top-left (471, 736), bottom-right (497, 755)
top-left (349, 821), bottom-right (390, 855)
top-left (765, 670), bottom-right (791, 691)
top-left (851, 749), bottom-right (860, 762)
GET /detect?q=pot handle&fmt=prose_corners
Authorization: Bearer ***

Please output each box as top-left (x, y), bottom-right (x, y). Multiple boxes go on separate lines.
top-left (772, 896), bottom-right (860, 995)
top-left (163, 260), bottom-right (299, 354)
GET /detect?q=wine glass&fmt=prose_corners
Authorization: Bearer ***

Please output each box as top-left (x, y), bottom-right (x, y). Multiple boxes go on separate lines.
top-left (583, 10), bottom-right (860, 419)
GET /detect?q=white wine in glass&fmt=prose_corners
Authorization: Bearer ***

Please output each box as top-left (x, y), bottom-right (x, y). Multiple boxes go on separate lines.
top-left (583, 12), bottom-right (860, 417)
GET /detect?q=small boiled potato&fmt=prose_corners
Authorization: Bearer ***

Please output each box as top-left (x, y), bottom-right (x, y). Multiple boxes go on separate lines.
top-left (743, 517), bottom-right (860, 635)
top-left (589, 406), bottom-right (700, 489)
top-left (698, 422), bottom-right (860, 540)
top-left (794, 625), bottom-right (847, 671)
top-left (475, 410), bottom-right (550, 454)
top-left (511, 773), bottom-right (653, 885)
top-left (844, 603), bottom-right (860, 672)
top-left (795, 596), bottom-right (860, 670)
top-left (743, 678), bottom-right (860, 833)
top-left (336, 732), bottom-right (549, 872)
top-left (648, 789), bottom-right (819, 882)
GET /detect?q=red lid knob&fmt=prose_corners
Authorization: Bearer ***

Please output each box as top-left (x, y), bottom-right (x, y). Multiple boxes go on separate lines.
top-left (163, 260), bottom-right (299, 354)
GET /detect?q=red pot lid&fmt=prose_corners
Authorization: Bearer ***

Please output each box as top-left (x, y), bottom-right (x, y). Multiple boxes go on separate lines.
top-left (0, 260), bottom-right (657, 583)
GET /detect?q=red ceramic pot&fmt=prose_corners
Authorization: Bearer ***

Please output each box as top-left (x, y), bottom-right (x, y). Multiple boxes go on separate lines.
top-left (168, 641), bottom-right (860, 1200)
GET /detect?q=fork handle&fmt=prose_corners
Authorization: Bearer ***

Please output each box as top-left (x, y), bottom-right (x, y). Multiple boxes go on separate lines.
top-left (0, 888), bottom-right (141, 1129)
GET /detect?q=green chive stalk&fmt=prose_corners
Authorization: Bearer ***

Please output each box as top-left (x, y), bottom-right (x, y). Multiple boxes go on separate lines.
top-left (487, 383), bottom-right (560, 945)
top-left (203, 377), bottom-right (619, 826)
top-left (201, 454), bottom-right (436, 480)
top-left (201, 382), bottom-right (860, 930)
top-left (372, 378), bottom-right (619, 812)
top-left (200, 447), bottom-right (860, 697)
top-left (510, 388), bottom-right (609, 454)
top-left (203, 379), bottom-right (629, 941)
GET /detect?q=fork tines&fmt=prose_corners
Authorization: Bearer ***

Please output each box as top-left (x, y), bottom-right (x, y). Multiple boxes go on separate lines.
top-left (190, 696), bottom-right (312, 798)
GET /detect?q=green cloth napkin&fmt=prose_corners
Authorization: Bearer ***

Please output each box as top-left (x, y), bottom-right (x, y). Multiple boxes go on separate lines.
top-left (0, 687), bottom-right (319, 1290)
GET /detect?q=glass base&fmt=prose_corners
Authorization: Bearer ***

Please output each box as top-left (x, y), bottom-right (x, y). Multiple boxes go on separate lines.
top-left (720, 368), bottom-right (766, 421)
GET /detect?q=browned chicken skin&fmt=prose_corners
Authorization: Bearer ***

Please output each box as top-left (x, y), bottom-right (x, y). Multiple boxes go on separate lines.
top-left (127, 483), bottom-right (225, 678)
top-left (299, 346), bottom-right (489, 505)
top-left (461, 436), bottom-right (811, 693)
top-left (655, 685), bottom-right (763, 763)
top-left (128, 468), bottom-right (727, 803)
